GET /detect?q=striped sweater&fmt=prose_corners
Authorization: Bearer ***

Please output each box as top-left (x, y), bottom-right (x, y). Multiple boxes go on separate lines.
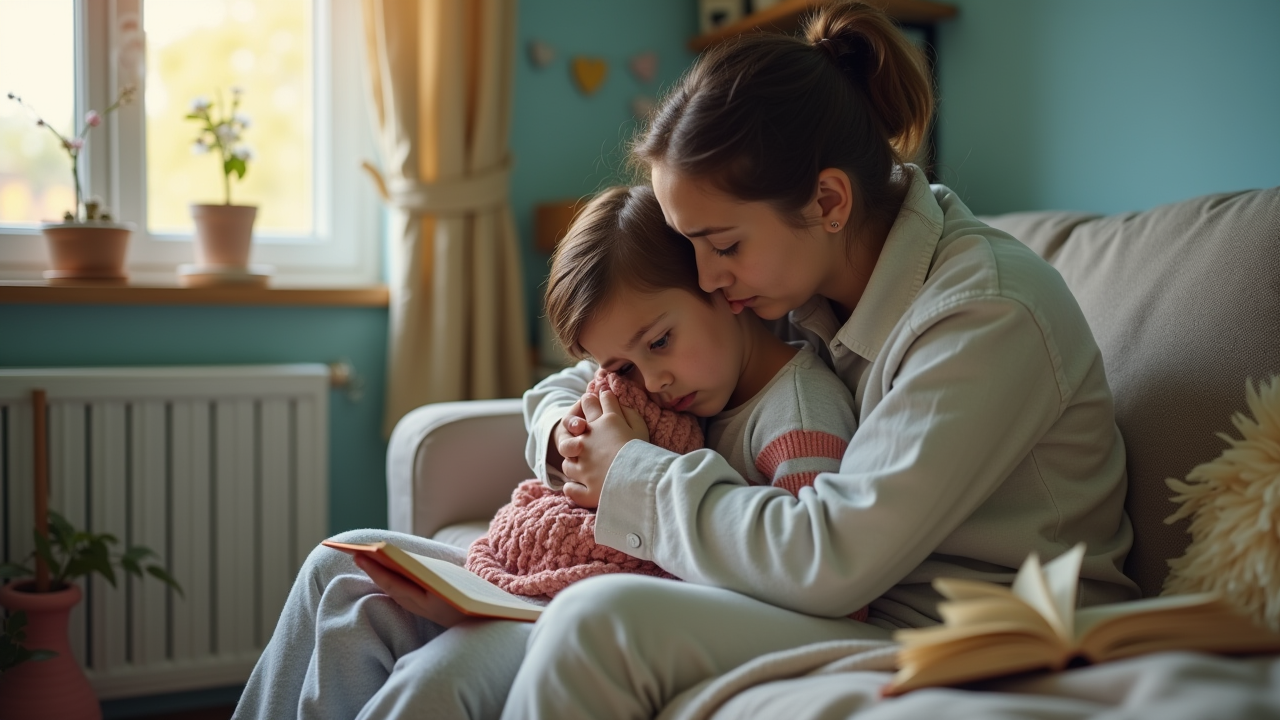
top-left (705, 346), bottom-right (856, 497)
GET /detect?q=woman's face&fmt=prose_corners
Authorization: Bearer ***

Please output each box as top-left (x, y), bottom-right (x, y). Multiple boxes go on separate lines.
top-left (651, 164), bottom-right (832, 321)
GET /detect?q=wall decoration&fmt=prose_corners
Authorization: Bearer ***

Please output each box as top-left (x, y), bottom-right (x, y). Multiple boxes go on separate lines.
top-left (631, 95), bottom-right (656, 119)
top-left (698, 0), bottom-right (744, 34)
top-left (629, 52), bottom-right (658, 84)
top-left (527, 40), bottom-right (556, 69)
top-left (571, 57), bottom-right (608, 96)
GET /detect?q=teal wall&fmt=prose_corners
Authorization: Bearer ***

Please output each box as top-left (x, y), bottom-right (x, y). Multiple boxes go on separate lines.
top-left (510, 0), bottom-right (696, 346)
top-left (0, 304), bottom-right (389, 534)
top-left (935, 0), bottom-right (1280, 215)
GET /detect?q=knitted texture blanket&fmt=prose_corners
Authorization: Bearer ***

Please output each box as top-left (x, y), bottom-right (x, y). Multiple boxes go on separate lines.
top-left (465, 368), bottom-right (703, 597)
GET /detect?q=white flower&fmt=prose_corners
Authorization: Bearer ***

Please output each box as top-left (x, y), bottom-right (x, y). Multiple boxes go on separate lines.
top-left (232, 145), bottom-right (254, 161)
top-left (230, 86), bottom-right (245, 97)
top-left (190, 96), bottom-right (211, 112)
top-left (233, 113), bottom-right (251, 129)
top-left (215, 122), bottom-right (239, 142)
top-left (191, 138), bottom-right (210, 154)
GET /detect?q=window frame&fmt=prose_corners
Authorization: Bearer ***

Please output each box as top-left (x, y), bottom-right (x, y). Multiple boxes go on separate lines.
top-left (0, 0), bottom-right (380, 288)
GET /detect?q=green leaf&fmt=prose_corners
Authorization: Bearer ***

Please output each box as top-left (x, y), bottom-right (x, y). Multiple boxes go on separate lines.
top-left (5, 611), bottom-right (28, 639)
top-left (88, 541), bottom-right (116, 587)
top-left (32, 531), bottom-right (63, 578)
top-left (49, 516), bottom-right (75, 550)
top-left (145, 565), bottom-right (184, 598)
top-left (27, 649), bottom-right (57, 663)
top-left (225, 156), bottom-right (246, 180)
top-left (122, 545), bottom-right (157, 565)
top-left (0, 563), bottom-right (33, 580)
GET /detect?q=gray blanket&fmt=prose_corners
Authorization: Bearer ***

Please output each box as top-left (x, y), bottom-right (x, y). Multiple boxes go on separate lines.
top-left (660, 641), bottom-right (1280, 720)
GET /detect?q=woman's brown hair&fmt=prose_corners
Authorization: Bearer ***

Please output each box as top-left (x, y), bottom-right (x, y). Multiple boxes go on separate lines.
top-left (632, 1), bottom-right (933, 231)
top-left (544, 186), bottom-right (707, 359)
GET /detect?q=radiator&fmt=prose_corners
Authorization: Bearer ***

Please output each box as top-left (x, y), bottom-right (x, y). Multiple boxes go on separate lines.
top-left (0, 365), bottom-right (329, 699)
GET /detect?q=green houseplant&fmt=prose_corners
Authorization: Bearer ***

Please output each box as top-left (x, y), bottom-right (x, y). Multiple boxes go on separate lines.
top-left (0, 510), bottom-right (181, 720)
top-left (5, 87), bottom-right (137, 283)
top-left (186, 86), bottom-right (259, 273)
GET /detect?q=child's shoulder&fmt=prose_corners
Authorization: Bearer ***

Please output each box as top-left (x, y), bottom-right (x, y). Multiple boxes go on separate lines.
top-left (750, 346), bottom-right (855, 424)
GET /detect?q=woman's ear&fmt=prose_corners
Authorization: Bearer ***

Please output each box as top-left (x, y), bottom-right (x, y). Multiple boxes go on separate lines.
top-left (813, 168), bottom-right (854, 232)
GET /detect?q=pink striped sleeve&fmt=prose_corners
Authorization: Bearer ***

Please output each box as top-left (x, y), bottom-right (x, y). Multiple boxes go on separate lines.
top-left (754, 430), bottom-right (848, 496)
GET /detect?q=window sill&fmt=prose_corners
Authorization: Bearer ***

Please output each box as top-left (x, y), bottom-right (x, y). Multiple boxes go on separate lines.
top-left (0, 281), bottom-right (389, 308)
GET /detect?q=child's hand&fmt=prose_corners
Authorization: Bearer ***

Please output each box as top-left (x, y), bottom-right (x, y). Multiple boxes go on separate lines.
top-left (549, 400), bottom-right (589, 472)
top-left (354, 554), bottom-right (467, 628)
top-left (563, 389), bottom-right (650, 508)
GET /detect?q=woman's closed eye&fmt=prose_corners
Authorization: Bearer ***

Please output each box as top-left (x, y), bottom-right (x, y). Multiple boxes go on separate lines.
top-left (711, 243), bottom-right (739, 258)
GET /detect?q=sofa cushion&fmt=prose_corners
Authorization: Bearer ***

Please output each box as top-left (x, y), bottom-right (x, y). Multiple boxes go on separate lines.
top-left (983, 187), bottom-right (1280, 598)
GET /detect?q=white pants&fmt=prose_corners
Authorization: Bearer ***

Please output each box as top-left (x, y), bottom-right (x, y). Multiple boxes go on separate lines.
top-left (233, 529), bottom-right (532, 720)
top-left (500, 573), bottom-right (893, 720)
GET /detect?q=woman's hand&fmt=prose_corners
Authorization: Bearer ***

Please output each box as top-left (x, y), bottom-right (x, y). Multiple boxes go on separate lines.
top-left (562, 390), bottom-right (650, 508)
top-left (353, 554), bottom-right (467, 628)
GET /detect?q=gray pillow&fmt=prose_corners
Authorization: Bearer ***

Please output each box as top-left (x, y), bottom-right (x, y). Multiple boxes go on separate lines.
top-left (983, 187), bottom-right (1280, 598)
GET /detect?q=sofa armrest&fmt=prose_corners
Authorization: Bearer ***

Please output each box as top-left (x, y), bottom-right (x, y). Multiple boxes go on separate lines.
top-left (386, 399), bottom-right (530, 538)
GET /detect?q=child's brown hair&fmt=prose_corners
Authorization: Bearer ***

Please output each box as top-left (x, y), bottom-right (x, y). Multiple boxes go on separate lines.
top-left (545, 185), bottom-right (707, 359)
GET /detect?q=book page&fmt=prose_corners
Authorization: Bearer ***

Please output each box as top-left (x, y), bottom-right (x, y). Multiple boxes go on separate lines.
top-left (401, 550), bottom-right (546, 617)
top-left (1010, 544), bottom-right (1083, 642)
top-left (322, 540), bottom-right (543, 622)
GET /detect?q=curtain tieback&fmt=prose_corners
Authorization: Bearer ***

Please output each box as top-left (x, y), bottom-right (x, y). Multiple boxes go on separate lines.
top-left (362, 160), bottom-right (510, 215)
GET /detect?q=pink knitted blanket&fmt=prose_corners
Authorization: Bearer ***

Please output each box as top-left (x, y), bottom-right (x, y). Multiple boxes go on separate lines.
top-left (465, 368), bottom-right (703, 597)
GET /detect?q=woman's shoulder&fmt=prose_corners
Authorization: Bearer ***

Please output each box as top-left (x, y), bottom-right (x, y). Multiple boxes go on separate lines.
top-left (919, 185), bottom-right (1079, 323)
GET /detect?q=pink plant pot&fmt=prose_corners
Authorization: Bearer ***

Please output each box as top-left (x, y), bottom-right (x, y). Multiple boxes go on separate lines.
top-left (0, 581), bottom-right (101, 720)
top-left (191, 203), bottom-right (258, 268)
top-left (40, 222), bottom-right (133, 282)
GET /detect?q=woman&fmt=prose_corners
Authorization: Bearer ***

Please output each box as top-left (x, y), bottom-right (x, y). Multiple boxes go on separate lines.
top-left (501, 2), bottom-right (1138, 718)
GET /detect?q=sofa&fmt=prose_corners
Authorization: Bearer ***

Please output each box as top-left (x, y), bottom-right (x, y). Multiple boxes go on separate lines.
top-left (386, 186), bottom-right (1280, 717)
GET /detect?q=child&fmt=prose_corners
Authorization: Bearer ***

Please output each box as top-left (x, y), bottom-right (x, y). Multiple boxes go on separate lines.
top-left (544, 185), bottom-right (859, 512)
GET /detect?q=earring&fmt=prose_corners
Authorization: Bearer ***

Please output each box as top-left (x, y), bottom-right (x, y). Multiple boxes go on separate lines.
top-left (830, 221), bottom-right (840, 229)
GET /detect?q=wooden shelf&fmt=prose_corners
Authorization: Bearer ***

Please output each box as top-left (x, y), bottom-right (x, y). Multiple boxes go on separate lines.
top-left (0, 282), bottom-right (390, 308)
top-left (690, 0), bottom-right (957, 52)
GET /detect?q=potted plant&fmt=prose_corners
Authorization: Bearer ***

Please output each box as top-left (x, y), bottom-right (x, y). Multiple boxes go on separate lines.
top-left (186, 87), bottom-right (258, 271)
top-left (0, 510), bottom-right (181, 720)
top-left (6, 87), bottom-right (136, 283)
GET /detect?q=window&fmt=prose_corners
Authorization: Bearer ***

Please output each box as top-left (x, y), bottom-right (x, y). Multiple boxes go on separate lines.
top-left (0, 0), bottom-right (378, 287)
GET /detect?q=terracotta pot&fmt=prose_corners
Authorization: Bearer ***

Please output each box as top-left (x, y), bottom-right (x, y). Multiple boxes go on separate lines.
top-left (39, 222), bottom-right (133, 283)
top-left (190, 203), bottom-right (257, 268)
top-left (0, 581), bottom-right (101, 720)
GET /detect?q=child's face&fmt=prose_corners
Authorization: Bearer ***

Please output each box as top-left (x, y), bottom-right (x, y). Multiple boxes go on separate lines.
top-left (578, 287), bottom-right (746, 417)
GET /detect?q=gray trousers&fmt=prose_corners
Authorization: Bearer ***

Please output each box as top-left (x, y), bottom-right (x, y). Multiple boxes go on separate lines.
top-left (500, 573), bottom-right (893, 720)
top-left (233, 529), bottom-right (532, 720)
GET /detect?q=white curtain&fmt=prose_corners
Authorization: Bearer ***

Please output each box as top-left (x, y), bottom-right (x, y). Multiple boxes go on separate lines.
top-left (362, 0), bottom-right (530, 434)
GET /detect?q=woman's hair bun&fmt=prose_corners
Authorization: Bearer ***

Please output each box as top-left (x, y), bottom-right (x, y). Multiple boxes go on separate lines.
top-left (803, 1), bottom-right (932, 163)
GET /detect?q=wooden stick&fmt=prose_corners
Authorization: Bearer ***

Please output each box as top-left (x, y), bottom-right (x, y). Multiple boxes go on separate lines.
top-left (32, 389), bottom-right (49, 592)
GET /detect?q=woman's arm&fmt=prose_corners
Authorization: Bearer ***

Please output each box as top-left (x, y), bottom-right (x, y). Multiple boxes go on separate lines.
top-left (524, 359), bottom-right (598, 489)
top-left (592, 298), bottom-right (1066, 617)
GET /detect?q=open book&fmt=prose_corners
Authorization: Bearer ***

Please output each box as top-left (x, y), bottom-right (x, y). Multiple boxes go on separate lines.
top-left (322, 540), bottom-right (543, 622)
top-left (885, 543), bottom-right (1280, 695)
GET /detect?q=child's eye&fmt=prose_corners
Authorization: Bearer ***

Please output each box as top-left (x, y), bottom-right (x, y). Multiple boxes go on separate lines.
top-left (712, 243), bottom-right (739, 258)
top-left (649, 333), bottom-right (669, 351)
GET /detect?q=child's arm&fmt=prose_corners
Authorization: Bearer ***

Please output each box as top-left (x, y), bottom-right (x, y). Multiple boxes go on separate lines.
top-left (750, 357), bottom-right (857, 496)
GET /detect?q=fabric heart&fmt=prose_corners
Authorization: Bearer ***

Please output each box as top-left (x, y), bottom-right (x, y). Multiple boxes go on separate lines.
top-left (571, 57), bottom-right (608, 96)
top-left (527, 40), bottom-right (555, 69)
top-left (629, 52), bottom-right (658, 84)
top-left (631, 95), bottom-right (656, 118)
